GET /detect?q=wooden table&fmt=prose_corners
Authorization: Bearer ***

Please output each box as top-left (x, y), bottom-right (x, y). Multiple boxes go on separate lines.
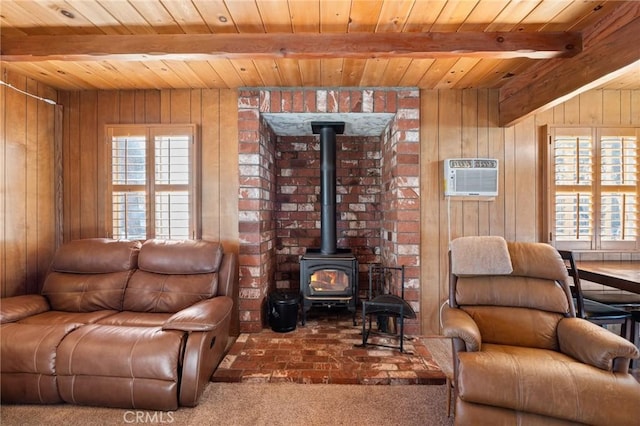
top-left (576, 261), bottom-right (640, 294)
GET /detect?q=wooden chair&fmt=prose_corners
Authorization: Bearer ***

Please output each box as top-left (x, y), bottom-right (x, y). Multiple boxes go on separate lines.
top-left (558, 250), bottom-right (632, 340)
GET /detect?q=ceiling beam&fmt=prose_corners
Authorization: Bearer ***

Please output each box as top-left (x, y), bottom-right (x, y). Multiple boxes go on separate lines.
top-left (0, 32), bottom-right (581, 62)
top-left (498, 3), bottom-right (640, 127)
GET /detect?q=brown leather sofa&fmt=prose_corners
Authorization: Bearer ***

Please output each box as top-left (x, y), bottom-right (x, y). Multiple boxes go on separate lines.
top-left (1, 238), bottom-right (237, 410)
top-left (442, 236), bottom-right (640, 426)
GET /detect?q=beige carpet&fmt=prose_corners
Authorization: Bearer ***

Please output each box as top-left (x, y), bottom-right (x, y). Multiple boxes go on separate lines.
top-left (1, 382), bottom-right (453, 426)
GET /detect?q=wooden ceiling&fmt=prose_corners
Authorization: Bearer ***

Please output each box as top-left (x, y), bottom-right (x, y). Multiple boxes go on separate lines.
top-left (1, 1), bottom-right (638, 125)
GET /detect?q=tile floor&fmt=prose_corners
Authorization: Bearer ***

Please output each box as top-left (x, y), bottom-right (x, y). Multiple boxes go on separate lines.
top-left (212, 309), bottom-right (446, 385)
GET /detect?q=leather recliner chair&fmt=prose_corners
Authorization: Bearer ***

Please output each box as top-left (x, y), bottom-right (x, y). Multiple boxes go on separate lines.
top-left (442, 236), bottom-right (640, 426)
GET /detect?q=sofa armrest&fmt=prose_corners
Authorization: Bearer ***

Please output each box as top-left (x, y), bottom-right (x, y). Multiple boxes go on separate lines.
top-left (163, 296), bottom-right (233, 332)
top-left (558, 317), bottom-right (639, 373)
top-left (441, 305), bottom-right (482, 352)
top-left (1, 295), bottom-right (50, 324)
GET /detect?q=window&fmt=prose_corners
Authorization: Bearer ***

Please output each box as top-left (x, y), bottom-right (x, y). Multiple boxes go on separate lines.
top-left (546, 127), bottom-right (639, 250)
top-left (106, 125), bottom-right (199, 240)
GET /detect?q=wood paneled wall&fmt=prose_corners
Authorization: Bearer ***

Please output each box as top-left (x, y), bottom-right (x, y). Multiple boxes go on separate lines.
top-left (1, 68), bottom-right (58, 296)
top-left (56, 89), bottom-right (239, 255)
top-left (2, 65), bottom-right (637, 335)
top-left (420, 88), bottom-right (640, 334)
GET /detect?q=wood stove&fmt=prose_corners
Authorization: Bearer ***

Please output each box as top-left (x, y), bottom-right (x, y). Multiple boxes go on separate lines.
top-left (300, 122), bottom-right (358, 325)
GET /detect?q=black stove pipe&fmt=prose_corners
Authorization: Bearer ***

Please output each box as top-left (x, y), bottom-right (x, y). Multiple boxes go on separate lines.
top-left (311, 121), bottom-right (345, 255)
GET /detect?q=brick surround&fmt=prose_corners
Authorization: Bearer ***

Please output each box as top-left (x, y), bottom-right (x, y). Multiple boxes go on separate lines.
top-left (238, 88), bottom-right (420, 334)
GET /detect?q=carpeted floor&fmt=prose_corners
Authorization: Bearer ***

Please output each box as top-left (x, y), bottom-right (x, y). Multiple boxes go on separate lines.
top-left (0, 382), bottom-right (453, 426)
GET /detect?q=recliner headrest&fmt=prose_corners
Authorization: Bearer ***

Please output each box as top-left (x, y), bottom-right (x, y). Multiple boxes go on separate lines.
top-left (507, 241), bottom-right (568, 281)
top-left (450, 236), bottom-right (513, 276)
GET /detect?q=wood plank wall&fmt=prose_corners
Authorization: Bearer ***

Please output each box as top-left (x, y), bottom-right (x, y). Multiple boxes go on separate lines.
top-left (56, 89), bottom-right (239, 256)
top-left (2, 65), bottom-right (637, 335)
top-left (1, 67), bottom-right (58, 296)
top-left (420, 88), bottom-right (640, 334)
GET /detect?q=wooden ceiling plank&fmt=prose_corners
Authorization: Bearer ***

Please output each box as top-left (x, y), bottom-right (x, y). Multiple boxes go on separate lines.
top-left (0, 32), bottom-right (583, 61)
top-left (543, 0), bottom-right (620, 32)
top-left (94, 0), bottom-right (157, 34)
top-left (288, 0), bottom-right (320, 33)
top-left (429, 0), bottom-right (479, 32)
top-left (433, 57), bottom-right (482, 90)
top-left (184, 61), bottom-right (228, 89)
top-left (417, 57), bottom-right (460, 89)
top-left (275, 58), bottom-right (303, 87)
top-left (253, 59), bottom-right (284, 87)
top-left (207, 59), bottom-right (246, 88)
top-left (340, 58), bottom-right (367, 87)
top-left (403, 0), bottom-right (446, 32)
top-left (0, 62), bottom-right (84, 91)
top-left (348, 0), bottom-right (384, 32)
top-left (231, 59), bottom-right (265, 87)
top-left (158, 0), bottom-right (211, 34)
top-left (0, 1), bottom-right (61, 36)
top-left (379, 57), bottom-right (413, 86)
top-left (320, 0), bottom-right (352, 33)
top-left (298, 59), bottom-right (322, 87)
top-left (516, 1), bottom-right (574, 32)
top-left (66, 61), bottom-right (126, 90)
top-left (255, 0), bottom-right (293, 33)
top-left (321, 58), bottom-right (345, 87)
top-left (224, 0), bottom-right (266, 33)
top-left (456, 0), bottom-right (510, 32)
top-left (375, 0), bottom-right (414, 32)
top-left (483, 0), bottom-right (543, 32)
top-left (499, 16), bottom-right (640, 126)
top-left (359, 58), bottom-right (390, 87)
top-left (135, 0), bottom-right (195, 34)
top-left (91, 60), bottom-right (150, 89)
top-left (191, 0), bottom-right (237, 34)
top-left (483, 58), bottom-right (533, 89)
top-left (7, 0), bottom-right (99, 35)
top-left (143, 60), bottom-right (192, 89)
top-left (162, 60), bottom-right (211, 88)
top-left (62, 0), bottom-right (132, 35)
top-left (398, 59), bottom-right (435, 87)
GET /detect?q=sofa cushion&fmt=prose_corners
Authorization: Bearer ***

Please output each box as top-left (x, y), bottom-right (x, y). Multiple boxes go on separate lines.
top-left (41, 239), bottom-right (141, 312)
top-left (42, 272), bottom-right (134, 312)
top-left (1, 323), bottom-right (81, 404)
top-left (123, 271), bottom-right (218, 313)
top-left (138, 239), bottom-right (223, 274)
top-left (56, 324), bottom-right (184, 410)
top-left (97, 311), bottom-right (172, 327)
top-left (122, 239), bottom-right (222, 313)
top-left (19, 310), bottom-right (118, 325)
top-left (51, 238), bottom-right (140, 273)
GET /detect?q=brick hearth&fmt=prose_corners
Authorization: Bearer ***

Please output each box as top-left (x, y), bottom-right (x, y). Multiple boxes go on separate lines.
top-left (237, 88), bottom-right (421, 334)
top-left (212, 311), bottom-right (445, 385)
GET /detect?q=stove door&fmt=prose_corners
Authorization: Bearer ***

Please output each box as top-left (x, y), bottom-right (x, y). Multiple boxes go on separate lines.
top-left (309, 269), bottom-right (350, 293)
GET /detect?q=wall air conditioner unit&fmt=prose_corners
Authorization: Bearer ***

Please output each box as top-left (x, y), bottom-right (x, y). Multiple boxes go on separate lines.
top-left (444, 158), bottom-right (499, 197)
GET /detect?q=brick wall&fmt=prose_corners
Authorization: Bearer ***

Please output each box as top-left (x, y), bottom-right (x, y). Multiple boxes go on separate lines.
top-left (275, 134), bottom-right (382, 291)
top-left (237, 88), bottom-right (420, 334)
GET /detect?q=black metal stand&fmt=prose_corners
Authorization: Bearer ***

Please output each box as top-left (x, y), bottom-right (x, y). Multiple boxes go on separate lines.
top-left (360, 264), bottom-right (416, 352)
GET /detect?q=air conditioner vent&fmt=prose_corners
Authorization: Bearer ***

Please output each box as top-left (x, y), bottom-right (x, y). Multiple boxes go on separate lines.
top-left (444, 158), bottom-right (499, 197)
